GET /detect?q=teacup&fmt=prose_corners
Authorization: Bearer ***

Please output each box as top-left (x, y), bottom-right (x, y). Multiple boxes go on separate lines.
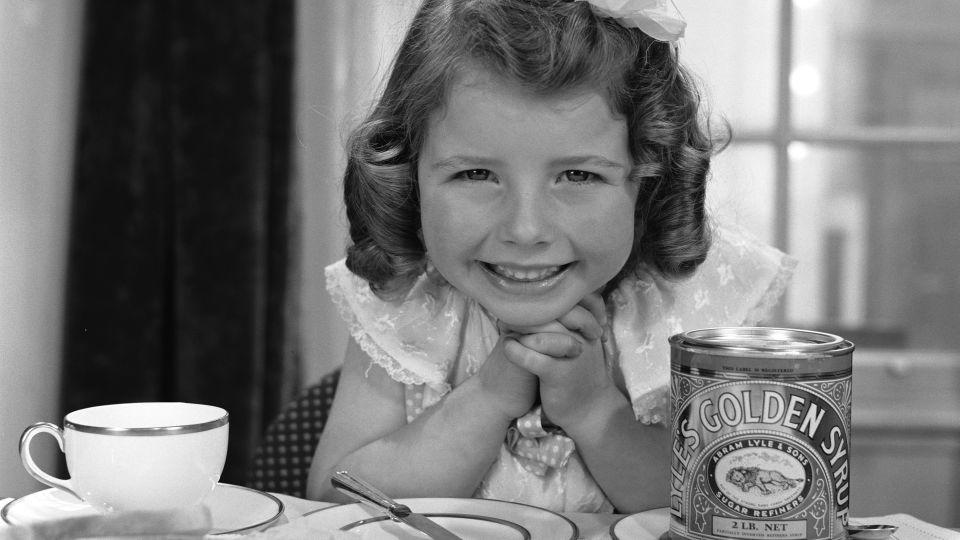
top-left (20, 402), bottom-right (229, 512)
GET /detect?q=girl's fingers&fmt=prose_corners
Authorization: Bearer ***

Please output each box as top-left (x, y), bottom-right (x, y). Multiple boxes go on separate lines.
top-left (556, 303), bottom-right (604, 341)
top-left (500, 320), bottom-right (567, 336)
top-left (578, 292), bottom-right (608, 328)
top-left (504, 338), bottom-right (567, 375)
top-left (512, 332), bottom-right (582, 359)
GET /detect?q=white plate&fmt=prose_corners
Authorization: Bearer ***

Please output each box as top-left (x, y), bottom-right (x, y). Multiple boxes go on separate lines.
top-left (0, 482), bottom-right (284, 535)
top-left (610, 507), bottom-right (670, 540)
top-left (303, 497), bottom-right (577, 539)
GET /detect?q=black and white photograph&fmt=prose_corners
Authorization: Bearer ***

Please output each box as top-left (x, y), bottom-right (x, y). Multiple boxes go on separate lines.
top-left (2, 1), bottom-right (959, 538)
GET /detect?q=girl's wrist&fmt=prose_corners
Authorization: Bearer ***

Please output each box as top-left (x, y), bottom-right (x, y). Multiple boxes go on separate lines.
top-left (550, 384), bottom-right (626, 436)
top-left (461, 374), bottom-right (528, 426)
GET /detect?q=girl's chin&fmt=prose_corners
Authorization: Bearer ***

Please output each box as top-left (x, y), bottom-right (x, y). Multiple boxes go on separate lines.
top-left (485, 304), bottom-right (572, 329)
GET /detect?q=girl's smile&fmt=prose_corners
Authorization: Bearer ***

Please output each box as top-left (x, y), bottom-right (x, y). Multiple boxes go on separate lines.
top-left (482, 262), bottom-right (569, 282)
top-left (417, 68), bottom-right (640, 326)
top-left (479, 261), bottom-right (572, 292)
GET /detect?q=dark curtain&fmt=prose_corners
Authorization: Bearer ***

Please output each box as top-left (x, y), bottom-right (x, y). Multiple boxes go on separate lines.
top-left (61, 0), bottom-right (298, 485)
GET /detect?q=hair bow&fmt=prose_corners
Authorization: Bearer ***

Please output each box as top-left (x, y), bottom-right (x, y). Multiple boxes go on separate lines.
top-left (575, 0), bottom-right (686, 42)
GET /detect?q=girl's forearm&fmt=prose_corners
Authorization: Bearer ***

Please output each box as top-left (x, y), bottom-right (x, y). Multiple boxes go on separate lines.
top-left (311, 375), bottom-right (513, 502)
top-left (563, 388), bottom-right (670, 513)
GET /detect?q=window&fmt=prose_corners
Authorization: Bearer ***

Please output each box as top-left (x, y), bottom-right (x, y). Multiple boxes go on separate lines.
top-left (685, 0), bottom-right (960, 351)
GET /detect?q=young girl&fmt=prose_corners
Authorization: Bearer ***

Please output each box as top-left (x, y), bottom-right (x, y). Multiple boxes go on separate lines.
top-left (307, 0), bottom-right (794, 513)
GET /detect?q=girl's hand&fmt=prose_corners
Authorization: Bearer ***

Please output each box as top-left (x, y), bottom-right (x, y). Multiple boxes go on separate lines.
top-left (502, 293), bottom-right (620, 429)
top-left (476, 336), bottom-right (540, 421)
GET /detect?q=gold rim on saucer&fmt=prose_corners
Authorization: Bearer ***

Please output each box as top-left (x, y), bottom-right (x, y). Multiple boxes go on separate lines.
top-left (304, 497), bottom-right (578, 540)
top-left (209, 484), bottom-right (285, 535)
top-left (341, 512), bottom-right (532, 539)
top-left (1, 483), bottom-right (283, 536)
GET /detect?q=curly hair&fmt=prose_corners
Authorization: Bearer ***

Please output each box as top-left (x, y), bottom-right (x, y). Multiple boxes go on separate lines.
top-left (343, 0), bottom-right (726, 299)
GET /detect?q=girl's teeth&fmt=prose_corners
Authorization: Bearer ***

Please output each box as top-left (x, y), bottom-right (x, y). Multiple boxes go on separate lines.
top-left (492, 264), bottom-right (561, 281)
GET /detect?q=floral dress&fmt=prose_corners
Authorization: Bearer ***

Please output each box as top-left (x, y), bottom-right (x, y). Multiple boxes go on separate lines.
top-left (325, 222), bottom-right (796, 513)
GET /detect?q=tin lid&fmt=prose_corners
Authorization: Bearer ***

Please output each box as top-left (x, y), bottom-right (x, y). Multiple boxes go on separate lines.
top-left (675, 327), bottom-right (850, 353)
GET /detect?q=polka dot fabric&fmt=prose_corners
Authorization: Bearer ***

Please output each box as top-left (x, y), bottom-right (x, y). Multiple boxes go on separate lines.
top-left (246, 369), bottom-right (340, 498)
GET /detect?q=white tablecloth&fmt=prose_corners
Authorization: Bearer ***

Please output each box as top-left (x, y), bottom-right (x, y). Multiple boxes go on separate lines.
top-left (0, 493), bottom-right (621, 539)
top-left (4, 494), bottom-right (960, 539)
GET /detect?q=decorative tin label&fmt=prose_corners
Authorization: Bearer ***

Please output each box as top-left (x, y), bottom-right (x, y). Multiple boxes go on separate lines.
top-left (669, 329), bottom-right (853, 540)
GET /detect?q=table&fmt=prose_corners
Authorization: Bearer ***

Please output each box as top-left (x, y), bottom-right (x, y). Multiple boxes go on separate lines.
top-left (264, 498), bottom-right (960, 540)
top-left (0, 493), bottom-right (624, 539)
top-left (5, 493), bottom-right (958, 539)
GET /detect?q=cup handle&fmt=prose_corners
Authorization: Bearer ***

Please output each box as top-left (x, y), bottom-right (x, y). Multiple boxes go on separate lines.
top-left (19, 422), bottom-right (80, 500)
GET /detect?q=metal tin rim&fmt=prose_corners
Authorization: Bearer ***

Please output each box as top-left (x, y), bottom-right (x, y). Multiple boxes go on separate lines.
top-left (676, 327), bottom-right (850, 353)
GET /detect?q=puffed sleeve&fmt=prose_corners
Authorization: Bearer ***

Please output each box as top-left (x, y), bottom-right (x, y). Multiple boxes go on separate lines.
top-left (325, 260), bottom-right (467, 394)
top-left (611, 222), bottom-right (797, 424)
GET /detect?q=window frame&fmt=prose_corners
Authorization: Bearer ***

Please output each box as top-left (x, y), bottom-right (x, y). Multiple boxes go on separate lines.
top-left (734, 0), bottom-right (960, 324)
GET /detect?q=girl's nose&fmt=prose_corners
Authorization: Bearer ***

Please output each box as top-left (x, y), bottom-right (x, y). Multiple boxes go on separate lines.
top-left (499, 187), bottom-right (554, 246)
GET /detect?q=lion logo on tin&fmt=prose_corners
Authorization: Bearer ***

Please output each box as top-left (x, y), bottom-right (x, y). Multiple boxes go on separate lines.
top-left (711, 445), bottom-right (810, 512)
top-left (726, 466), bottom-right (803, 495)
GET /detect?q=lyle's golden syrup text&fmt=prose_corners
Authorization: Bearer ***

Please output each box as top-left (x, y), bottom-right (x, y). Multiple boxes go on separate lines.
top-left (669, 329), bottom-right (853, 540)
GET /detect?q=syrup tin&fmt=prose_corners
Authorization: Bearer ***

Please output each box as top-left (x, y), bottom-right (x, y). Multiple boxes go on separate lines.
top-left (669, 327), bottom-right (854, 540)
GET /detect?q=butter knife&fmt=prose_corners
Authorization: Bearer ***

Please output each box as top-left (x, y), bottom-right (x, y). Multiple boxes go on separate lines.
top-left (332, 470), bottom-right (463, 540)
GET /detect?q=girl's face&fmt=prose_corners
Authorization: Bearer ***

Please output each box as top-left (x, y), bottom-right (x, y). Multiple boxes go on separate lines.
top-left (417, 69), bottom-right (639, 327)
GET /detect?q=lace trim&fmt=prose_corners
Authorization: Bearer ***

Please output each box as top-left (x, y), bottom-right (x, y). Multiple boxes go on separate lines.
top-left (631, 387), bottom-right (669, 425)
top-left (742, 254), bottom-right (798, 325)
top-left (324, 266), bottom-right (451, 393)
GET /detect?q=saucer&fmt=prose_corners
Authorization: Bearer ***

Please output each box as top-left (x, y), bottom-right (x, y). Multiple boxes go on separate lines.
top-left (610, 507), bottom-right (670, 540)
top-left (1, 482), bottom-right (284, 535)
top-left (303, 497), bottom-right (577, 539)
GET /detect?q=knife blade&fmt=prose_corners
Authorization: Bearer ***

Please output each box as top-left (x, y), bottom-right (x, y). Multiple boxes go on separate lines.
top-left (332, 470), bottom-right (463, 540)
top-left (390, 505), bottom-right (464, 540)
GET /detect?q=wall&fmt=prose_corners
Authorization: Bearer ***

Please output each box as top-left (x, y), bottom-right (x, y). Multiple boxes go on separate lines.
top-left (0, 0), bottom-right (84, 496)
top-left (294, 0), bottom-right (418, 385)
top-left (852, 350), bottom-right (960, 525)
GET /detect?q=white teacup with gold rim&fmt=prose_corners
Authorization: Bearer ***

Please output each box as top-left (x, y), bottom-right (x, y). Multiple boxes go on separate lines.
top-left (20, 402), bottom-right (229, 512)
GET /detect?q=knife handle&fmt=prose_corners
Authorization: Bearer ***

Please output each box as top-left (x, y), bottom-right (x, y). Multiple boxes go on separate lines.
top-left (331, 470), bottom-right (408, 516)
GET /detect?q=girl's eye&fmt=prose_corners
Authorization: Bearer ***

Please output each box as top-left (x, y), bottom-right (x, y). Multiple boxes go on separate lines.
top-left (560, 170), bottom-right (599, 184)
top-left (455, 169), bottom-right (492, 182)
